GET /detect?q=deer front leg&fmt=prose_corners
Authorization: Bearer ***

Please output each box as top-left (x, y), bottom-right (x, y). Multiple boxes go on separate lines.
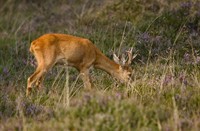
top-left (80, 69), bottom-right (92, 90)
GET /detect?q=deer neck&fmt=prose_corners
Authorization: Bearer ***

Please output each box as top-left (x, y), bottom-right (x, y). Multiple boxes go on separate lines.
top-left (94, 53), bottom-right (120, 76)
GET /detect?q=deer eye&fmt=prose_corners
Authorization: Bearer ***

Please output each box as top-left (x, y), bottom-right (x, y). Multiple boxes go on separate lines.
top-left (128, 72), bottom-right (132, 76)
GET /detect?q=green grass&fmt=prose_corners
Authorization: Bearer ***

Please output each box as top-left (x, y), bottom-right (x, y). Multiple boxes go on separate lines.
top-left (0, 0), bottom-right (200, 131)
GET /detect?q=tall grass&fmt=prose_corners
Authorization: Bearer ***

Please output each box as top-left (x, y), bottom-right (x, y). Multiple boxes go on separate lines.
top-left (0, 0), bottom-right (200, 130)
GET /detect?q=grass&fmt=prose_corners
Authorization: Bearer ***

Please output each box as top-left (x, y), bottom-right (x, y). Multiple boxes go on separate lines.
top-left (1, 55), bottom-right (200, 130)
top-left (0, 0), bottom-right (200, 131)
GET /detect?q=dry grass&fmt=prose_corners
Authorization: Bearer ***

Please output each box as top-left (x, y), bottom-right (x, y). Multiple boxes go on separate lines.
top-left (0, 0), bottom-right (200, 130)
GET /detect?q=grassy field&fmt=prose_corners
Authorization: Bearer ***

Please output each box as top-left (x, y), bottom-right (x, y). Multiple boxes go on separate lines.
top-left (0, 0), bottom-right (200, 130)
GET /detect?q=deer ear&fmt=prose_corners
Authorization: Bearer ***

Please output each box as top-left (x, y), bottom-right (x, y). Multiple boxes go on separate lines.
top-left (113, 54), bottom-right (120, 64)
top-left (132, 54), bottom-right (137, 60)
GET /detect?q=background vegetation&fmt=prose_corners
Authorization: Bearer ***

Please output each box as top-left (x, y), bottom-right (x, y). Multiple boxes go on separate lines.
top-left (0, 0), bottom-right (200, 130)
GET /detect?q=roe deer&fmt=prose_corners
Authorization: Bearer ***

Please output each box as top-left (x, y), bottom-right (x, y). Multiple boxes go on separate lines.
top-left (26, 34), bottom-right (136, 96)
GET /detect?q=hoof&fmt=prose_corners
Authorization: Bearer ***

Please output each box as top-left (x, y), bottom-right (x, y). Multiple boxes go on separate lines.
top-left (26, 88), bottom-right (32, 96)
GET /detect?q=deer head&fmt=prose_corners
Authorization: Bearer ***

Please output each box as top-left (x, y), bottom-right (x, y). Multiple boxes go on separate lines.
top-left (113, 48), bottom-right (137, 82)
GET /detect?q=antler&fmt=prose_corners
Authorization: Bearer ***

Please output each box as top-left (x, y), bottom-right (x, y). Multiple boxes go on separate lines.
top-left (126, 47), bottom-right (137, 65)
top-left (113, 47), bottom-right (137, 65)
top-left (113, 53), bottom-right (126, 66)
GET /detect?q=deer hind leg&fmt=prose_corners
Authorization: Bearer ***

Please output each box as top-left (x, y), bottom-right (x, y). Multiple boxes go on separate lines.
top-left (35, 75), bottom-right (45, 90)
top-left (26, 65), bottom-right (48, 96)
top-left (80, 69), bottom-right (93, 90)
top-left (26, 50), bottom-right (55, 96)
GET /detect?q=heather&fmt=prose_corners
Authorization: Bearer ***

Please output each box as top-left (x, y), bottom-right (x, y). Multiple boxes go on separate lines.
top-left (0, 0), bottom-right (200, 130)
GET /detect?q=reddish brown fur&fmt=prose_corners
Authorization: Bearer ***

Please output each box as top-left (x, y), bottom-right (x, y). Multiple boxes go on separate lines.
top-left (26, 34), bottom-right (132, 96)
